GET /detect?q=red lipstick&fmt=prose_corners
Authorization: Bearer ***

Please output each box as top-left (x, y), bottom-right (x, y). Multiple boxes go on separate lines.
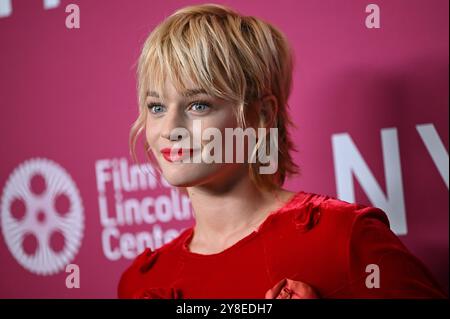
top-left (160, 147), bottom-right (195, 162)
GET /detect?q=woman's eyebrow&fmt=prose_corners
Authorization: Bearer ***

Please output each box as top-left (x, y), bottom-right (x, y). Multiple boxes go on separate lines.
top-left (182, 89), bottom-right (208, 97)
top-left (147, 91), bottom-right (160, 98)
top-left (146, 89), bottom-right (208, 98)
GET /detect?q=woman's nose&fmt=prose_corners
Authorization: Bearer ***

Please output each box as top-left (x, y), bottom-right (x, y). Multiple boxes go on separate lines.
top-left (159, 110), bottom-right (189, 141)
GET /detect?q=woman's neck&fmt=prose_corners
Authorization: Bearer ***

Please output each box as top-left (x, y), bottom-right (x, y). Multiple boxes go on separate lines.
top-left (186, 173), bottom-right (295, 252)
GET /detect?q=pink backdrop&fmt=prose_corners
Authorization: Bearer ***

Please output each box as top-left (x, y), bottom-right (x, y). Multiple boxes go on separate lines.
top-left (0, 0), bottom-right (448, 298)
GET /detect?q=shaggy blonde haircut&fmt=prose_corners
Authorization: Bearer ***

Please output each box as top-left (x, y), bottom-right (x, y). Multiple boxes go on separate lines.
top-left (130, 3), bottom-right (300, 191)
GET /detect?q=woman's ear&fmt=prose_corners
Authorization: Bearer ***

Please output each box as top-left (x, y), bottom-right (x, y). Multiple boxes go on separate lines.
top-left (258, 94), bottom-right (278, 129)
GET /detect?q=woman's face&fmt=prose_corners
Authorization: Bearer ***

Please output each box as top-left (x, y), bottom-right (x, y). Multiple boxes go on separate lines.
top-left (145, 79), bottom-right (246, 188)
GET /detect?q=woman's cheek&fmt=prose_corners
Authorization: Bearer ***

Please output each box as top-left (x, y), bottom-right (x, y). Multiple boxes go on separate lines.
top-left (145, 122), bottom-right (159, 150)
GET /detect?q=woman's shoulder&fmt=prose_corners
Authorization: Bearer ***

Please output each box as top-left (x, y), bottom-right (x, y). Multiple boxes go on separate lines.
top-left (266, 190), bottom-right (390, 235)
top-left (318, 193), bottom-right (390, 226)
top-left (117, 227), bottom-right (192, 298)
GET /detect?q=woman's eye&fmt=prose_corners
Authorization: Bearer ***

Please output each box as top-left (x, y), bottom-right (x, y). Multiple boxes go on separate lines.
top-left (147, 102), bottom-right (211, 115)
top-left (189, 102), bottom-right (210, 113)
top-left (148, 104), bottom-right (166, 114)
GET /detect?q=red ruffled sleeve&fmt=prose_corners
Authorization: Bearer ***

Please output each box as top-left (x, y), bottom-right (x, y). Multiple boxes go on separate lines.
top-left (344, 207), bottom-right (447, 298)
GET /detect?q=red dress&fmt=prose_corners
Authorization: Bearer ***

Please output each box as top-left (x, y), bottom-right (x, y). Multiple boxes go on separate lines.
top-left (117, 191), bottom-right (446, 298)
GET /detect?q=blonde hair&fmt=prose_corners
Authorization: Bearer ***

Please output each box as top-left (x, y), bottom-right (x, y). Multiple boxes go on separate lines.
top-left (130, 3), bottom-right (300, 191)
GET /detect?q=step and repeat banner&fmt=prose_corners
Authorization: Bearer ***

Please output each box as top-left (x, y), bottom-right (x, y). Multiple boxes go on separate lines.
top-left (0, 0), bottom-right (448, 298)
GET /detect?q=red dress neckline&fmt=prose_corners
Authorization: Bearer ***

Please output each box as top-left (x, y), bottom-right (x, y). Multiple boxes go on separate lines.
top-left (181, 191), bottom-right (308, 258)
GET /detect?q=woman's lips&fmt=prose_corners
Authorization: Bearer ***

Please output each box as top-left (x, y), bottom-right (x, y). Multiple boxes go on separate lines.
top-left (160, 147), bottom-right (196, 163)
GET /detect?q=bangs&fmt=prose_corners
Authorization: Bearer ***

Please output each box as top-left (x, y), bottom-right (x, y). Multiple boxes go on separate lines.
top-left (131, 4), bottom-right (299, 191)
top-left (137, 8), bottom-right (268, 115)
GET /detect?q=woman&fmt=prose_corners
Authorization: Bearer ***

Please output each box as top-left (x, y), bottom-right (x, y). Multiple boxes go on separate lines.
top-left (118, 4), bottom-right (446, 299)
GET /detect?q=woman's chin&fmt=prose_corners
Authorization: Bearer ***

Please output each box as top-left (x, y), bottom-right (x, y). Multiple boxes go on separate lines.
top-left (160, 170), bottom-right (211, 188)
top-left (159, 162), bottom-right (237, 188)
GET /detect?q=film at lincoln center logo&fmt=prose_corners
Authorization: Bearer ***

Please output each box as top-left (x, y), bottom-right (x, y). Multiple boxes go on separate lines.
top-left (0, 158), bottom-right (84, 275)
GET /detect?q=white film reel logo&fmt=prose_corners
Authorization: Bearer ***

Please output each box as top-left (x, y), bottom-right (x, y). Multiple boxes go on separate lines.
top-left (1, 158), bottom-right (84, 275)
